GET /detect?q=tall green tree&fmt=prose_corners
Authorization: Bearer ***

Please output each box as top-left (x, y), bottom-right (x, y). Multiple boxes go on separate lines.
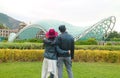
top-left (106, 31), bottom-right (120, 41)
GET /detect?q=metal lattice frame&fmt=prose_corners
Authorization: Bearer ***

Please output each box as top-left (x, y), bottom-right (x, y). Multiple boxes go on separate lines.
top-left (74, 16), bottom-right (116, 41)
top-left (13, 24), bottom-right (47, 40)
top-left (12, 16), bottom-right (116, 41)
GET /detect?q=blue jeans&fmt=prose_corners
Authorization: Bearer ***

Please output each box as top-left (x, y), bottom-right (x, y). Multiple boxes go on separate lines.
top-left (57, 57), bottom-right (73, 78)
top-left (50, 73), bottom-right (54, 78)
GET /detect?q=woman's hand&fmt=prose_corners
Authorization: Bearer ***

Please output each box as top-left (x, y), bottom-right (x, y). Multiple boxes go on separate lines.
top-left (68, 50), bottom-right (71, 54)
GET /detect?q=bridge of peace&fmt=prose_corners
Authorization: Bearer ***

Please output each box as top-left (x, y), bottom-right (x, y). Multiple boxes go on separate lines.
top-left (8, 16), bottom-right (116, 42)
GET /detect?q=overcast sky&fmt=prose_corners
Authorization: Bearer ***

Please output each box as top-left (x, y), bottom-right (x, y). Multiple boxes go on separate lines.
top-left (0, 0), bottom-right (120, 32)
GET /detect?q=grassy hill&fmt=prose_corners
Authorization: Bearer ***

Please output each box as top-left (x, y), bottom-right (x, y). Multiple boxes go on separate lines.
top-left (0, 13), bottom-right (21, 29)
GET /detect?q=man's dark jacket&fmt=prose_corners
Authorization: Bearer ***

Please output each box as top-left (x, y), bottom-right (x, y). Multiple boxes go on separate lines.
top-left (56, 32), bottom-right (74, 59)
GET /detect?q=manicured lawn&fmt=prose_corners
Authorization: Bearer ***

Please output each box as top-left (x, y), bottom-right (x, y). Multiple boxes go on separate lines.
top-left (0, 62), bottom-right (120, 78)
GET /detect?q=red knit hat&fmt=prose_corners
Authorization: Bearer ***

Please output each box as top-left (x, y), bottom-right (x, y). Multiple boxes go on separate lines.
top-left (45, 28), bottom-right (58, 38)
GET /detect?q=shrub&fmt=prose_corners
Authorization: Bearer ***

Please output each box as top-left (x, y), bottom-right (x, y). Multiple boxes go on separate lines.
top-left (0, 43), bottom-right (43, 49)
top-left (75, 45), bottom-right (120, 51)
top-left (75, 38), bottom-right (97, 45)
top-left (74, 50), bottom-right (120, 63)
top-left (0, 49), bottom-right (120, 63)
top-left (0, 49), bottom-right (44, 62)
top-left (14, 38), bottom-right (43, 43)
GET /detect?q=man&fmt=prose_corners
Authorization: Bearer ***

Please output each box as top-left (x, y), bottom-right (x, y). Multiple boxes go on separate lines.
top-left (56, 25), bottom-right (74, 78)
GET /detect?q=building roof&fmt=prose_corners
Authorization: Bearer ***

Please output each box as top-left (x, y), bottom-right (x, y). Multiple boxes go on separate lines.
top-left (12, 16), bottom-right (116, 41)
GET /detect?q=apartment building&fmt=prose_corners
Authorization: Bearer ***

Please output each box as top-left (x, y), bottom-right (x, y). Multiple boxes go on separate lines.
top-left (0, 29), bottom-right (18, 37)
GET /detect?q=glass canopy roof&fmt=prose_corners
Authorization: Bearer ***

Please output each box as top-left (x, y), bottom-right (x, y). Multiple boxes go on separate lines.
top-left (14, 16), bottom-right (116, 41)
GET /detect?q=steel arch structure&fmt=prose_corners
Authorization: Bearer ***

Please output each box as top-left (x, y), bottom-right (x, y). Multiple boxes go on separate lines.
top-left (14, 20), bottom-right (82, 40)
top-left (74, 16), bottom-right (116, 41)
top-left (15, 24), bottom-right (47, 40)
top-left (11, 16), bottom-right (116, 41)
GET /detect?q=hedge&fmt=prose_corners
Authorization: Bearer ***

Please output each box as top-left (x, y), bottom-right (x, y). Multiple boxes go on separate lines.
top-left (75, 45), bottom-right (120, 51)
top-left (0, 43), bottom-right (43, 49)
top-left (0, 43), bottom-right (120, 51)
top-left (0, 49), bottom-right (44, 62)
top-left (0, 49), bottom-right (120, 63)
top-left (74, 50), bottom-right (120, 63)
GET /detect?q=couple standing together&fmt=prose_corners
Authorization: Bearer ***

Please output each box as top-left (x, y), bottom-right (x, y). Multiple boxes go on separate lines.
top-left (41, 25), bottom-right (74, 78)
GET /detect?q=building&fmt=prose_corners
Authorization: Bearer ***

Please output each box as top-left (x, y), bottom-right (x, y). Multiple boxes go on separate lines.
top-left (0, 29), bottom-right (18, 37)
top-left (0, 22), bottom-right (27, 42)
top-left (10, 16), bottom-right (116, 41)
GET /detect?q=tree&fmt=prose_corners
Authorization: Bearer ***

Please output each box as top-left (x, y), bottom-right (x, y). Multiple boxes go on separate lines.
top-left (106, 31), bottom-right (120, 41)
top-left (0, 23), bottom-right (9, 29)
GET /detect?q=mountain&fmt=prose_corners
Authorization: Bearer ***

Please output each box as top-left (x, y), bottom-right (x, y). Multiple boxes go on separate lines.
top-left (0, 13), bottom-right (22, 29)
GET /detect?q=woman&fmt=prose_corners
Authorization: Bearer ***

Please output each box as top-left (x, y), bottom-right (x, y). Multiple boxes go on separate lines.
top-left (41, 28), bottom-right (70, 78)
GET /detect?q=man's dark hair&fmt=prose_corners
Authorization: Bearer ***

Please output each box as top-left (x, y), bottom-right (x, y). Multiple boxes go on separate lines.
top-left (59, 25), bottom-right (66, 32)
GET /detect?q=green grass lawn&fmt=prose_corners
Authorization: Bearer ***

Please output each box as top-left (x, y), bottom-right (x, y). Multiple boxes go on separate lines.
top-left (0, 62), bottom-right (120, 78)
